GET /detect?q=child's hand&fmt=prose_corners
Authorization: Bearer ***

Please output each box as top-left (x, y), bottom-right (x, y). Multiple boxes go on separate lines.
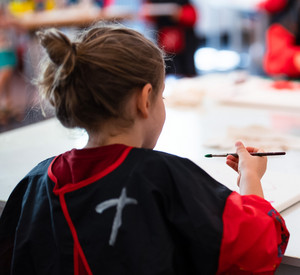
top-left (226, 141), bottom-right (267, 197)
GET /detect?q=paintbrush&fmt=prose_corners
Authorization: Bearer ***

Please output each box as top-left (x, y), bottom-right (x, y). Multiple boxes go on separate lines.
top-left (205, 152), bottom-right (286, 158)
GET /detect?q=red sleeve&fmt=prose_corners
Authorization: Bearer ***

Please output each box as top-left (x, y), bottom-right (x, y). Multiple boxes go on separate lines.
top-left (217, 192), bottom-right (289, 274)
top-left (178, 4), bottom-right (197, 27)
top-left (257, 0), bottom-right (287, 13)
top-left (264, 23), bottom-right (300, 77)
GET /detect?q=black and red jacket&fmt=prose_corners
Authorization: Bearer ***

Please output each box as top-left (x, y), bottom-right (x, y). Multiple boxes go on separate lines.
top-left (0, 145), bottom-right (289, 274)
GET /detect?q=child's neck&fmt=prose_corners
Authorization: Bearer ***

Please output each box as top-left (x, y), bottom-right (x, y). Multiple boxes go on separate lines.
top-left (85, 128), bottom-right (143, 149)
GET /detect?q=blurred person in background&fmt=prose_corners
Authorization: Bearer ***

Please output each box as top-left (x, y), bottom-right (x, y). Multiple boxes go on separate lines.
top-left (258, 0), bottom-right (300, 79)
top-left (142, 0), bottom-right (198, 77)
top-left (0, 4), bottom-right (18, 124)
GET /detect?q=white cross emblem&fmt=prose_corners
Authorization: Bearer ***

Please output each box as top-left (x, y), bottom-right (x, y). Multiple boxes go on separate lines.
top-left (95, 187), bottom-right (138, 246)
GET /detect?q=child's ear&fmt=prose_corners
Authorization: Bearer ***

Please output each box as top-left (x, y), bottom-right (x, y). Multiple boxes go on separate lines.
top-left (136, 83), bottom-right (152, 118)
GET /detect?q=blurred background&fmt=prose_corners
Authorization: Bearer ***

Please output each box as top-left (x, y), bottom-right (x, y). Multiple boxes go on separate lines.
top-left (0, 0), bottom-right (298, 132)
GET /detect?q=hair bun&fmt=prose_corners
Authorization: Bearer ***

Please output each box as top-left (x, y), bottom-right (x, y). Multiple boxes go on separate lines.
top-left (37, 29), bottom-right (76, 80)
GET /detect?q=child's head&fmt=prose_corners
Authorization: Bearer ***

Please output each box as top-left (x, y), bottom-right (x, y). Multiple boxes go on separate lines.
top-left (36, 23), bottom-right (165, 135)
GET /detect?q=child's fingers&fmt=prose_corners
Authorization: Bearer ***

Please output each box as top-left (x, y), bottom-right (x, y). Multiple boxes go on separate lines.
top-left (245, 146), bottom-right (256, 153)
top-left (257, 147), bottom-right (265, 153)
top-left (245, 146), bottom-right (265, 154)
top-left (226, 158), bottom-right (238, 172)
top-left (227, 154), bottom-right (237, 161)
top-left (245, 146), bottom-right (260, 153)
top-left (226, 155), bottom-right (238, 170)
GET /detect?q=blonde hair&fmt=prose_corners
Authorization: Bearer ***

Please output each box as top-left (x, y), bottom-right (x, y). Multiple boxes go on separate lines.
top-left (36, 23), bottom-right (165, 132)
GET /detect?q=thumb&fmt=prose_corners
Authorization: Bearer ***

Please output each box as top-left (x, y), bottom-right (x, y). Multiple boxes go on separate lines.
top-left (235, 141), bottom-right (248, 157)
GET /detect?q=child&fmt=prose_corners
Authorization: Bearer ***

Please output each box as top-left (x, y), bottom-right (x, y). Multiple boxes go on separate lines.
top-left (0, 23), bottom-right (289, 274)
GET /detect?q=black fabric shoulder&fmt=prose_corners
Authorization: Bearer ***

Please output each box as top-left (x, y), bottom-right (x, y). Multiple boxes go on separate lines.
top-left (0, 156), bottom-right (55, 274)
top-left (25, 157), bottom-right (55, 178)
top-left (125, 148), bottom-right (232, 274)
top-left (0, 156), bottom-right (54, 226)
